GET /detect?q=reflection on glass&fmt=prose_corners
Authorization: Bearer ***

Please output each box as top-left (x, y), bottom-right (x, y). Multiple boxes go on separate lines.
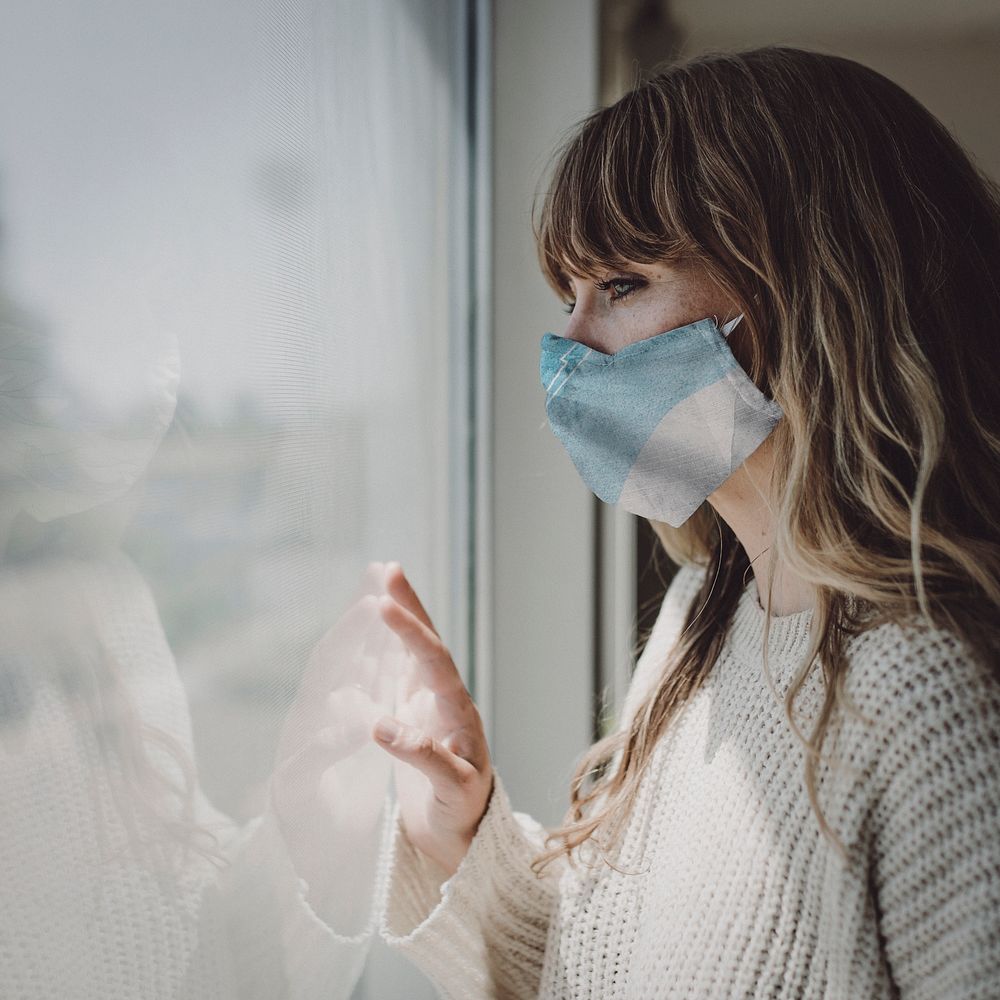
top-left (0, 0), bottom-right (461, 996)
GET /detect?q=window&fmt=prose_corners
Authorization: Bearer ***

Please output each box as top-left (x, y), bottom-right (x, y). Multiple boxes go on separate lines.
top-left (0, 1), bottom-right (485, 996)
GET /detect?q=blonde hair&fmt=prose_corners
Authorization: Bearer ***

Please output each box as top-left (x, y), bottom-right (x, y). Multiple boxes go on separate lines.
top-left (530, 46), bottom-right (1000, 876)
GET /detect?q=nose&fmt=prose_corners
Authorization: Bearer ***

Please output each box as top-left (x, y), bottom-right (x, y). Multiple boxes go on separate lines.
top-left (562, 305), bottom-right (608, 353)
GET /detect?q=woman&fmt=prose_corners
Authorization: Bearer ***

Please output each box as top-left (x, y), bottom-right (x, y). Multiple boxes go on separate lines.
top-left (371, 47), bottom-right (1000, 998)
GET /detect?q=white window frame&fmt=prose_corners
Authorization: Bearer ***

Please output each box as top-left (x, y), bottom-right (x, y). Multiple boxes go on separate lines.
top-left (487, 0), bottom-right (605, 826)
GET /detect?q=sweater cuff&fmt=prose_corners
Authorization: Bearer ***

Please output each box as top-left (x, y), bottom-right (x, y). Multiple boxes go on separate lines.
top-left (220, 805), bottom-right (388, 1000)
top-left (380, 772), bottom-right (559, 998)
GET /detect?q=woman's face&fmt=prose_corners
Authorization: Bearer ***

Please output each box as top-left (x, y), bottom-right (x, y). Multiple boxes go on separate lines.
top-left (561, 260), bottom-right (739, 355)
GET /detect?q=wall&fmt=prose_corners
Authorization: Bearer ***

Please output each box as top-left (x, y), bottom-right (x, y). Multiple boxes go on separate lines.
top-left (491, 0), bottom-right (601, 824)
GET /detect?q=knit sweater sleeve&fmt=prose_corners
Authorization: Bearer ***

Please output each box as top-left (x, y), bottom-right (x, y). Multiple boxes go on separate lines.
top-left (864, 625), bottom-right (1000, 999)
top-left (379, 770), bottom-right (561, 999)
top-left (378, 559), bottom-right (709, 998)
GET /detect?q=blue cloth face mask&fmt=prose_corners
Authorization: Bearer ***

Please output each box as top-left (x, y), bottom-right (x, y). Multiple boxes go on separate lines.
top-left (539, 314), bottom-right (783, 527)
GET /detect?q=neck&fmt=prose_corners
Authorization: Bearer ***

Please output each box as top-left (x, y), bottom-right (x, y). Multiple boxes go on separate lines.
top-left (707, 443), bottom-right (816, 617)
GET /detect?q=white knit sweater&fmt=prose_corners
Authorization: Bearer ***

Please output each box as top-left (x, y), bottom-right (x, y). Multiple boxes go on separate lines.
top-left (380, 563), bottom-right (1000, 999)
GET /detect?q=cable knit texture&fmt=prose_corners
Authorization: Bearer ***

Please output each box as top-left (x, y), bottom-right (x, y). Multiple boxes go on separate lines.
top-left (379, 563), bottom-right (1000, 998)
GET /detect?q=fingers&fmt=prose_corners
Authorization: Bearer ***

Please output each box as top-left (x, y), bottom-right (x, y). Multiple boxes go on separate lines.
top-left (378, 593), bottom-right (466, 698)
top-left (372, 716), bottom-right (478, 793)
top-left (384, 562), bottom-right (437, 634)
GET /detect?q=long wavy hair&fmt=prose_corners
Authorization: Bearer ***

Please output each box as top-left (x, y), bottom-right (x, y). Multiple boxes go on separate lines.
top-left (530, 46), bottom-right (1000, 876)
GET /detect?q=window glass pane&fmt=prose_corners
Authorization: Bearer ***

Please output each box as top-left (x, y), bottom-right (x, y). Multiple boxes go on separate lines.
top-left (0, 0), bottom-right (466, 995)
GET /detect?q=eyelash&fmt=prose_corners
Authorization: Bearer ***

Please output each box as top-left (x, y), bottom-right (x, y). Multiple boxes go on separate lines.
top-left (563, 276), bottom-right (646, 314)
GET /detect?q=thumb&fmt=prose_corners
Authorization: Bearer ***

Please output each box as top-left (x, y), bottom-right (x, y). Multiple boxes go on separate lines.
top-left (372, 716), bottom-right (477, 792)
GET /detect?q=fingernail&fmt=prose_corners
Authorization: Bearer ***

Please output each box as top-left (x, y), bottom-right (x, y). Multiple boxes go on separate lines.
top-left (374, 717), bottom-right (401, 743)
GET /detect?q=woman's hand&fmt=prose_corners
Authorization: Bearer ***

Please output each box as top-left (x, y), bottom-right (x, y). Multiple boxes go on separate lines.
top-left (371, 562), bottom-right (494, 878)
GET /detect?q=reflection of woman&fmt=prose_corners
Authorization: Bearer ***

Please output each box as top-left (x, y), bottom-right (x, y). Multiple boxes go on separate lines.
top-left (0, 300), bottom-right (387, 998)
top-left (371, 48), bottom-right (1000, 997)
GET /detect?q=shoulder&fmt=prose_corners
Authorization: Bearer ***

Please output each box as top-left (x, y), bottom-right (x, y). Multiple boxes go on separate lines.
top-left (644, 561), bottom-right (709, 661)
top-left (843, 614), bottom-right (999, 727)
top-left (664, 560), bottom-right (711, 613)
top-left (620, 561), bottom-right (708, 725)
top-left (839, 615), bottom-right (1000, 793)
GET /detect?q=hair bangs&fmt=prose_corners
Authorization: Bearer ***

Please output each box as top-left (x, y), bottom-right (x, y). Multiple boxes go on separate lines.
top-left (535, 97), bottom-right (693, 300)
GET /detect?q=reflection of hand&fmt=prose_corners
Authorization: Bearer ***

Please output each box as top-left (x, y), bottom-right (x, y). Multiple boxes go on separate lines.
top-left (371, 563), bottom-right (494, 879)
top-left (269, 564), bottom-right (405, 932)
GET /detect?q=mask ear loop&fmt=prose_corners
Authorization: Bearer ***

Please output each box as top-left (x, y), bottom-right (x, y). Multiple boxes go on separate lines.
top-left (717, 290), bottom-right (761, 336)
top-left (717, 313), bottom-right (744, 337)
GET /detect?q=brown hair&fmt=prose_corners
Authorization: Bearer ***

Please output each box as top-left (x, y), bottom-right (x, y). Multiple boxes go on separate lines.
top-left (531, 46), bottom-right (1000, 875)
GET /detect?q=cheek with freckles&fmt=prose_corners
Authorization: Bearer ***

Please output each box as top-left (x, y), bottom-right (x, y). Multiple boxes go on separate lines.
top-left (626, 279), bottom-right (731, 345)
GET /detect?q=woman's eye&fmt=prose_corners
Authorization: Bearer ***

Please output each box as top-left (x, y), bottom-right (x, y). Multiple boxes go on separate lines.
top-left (594, 276), bottom-right (645, 303)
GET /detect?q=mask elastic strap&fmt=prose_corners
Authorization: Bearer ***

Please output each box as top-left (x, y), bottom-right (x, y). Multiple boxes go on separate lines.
top-left (719, 313), bottom-right (744, 337)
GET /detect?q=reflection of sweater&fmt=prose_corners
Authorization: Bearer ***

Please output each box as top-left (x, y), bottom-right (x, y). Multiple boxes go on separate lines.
top-left (380, 563), bottom-right (1000, 999)
top-left (0, 552), bottom-right (380, 1000)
